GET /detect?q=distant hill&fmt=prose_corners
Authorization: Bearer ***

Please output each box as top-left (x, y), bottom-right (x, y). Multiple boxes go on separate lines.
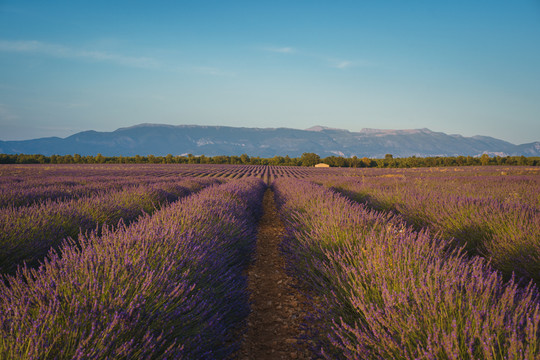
top-left (0, 124), bottom-right (538, 158)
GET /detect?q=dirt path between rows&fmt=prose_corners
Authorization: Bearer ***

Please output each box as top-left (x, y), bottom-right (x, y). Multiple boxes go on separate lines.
top-left (238, 189), bottom-right (311, 360)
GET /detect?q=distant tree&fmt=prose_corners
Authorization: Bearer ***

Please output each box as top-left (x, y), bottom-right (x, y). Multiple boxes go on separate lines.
top-left (240, 153), bottom-right (250, 164)
top-left (95, 153), bottom-right (105, 164)
top-left (2, 152), bottom-right (538, 167)
top-left (213, 155), bottom-right (228, 164)
top-left (360, 157), bottom-right (374, 167)
top-left (480, 153), bottom-right (490, 166)
top-left (250, 156), bottom-right (261, 165)
top-left (0, 154), bottom-right (14, 164)
top-left (147, 154), bottom-right (158, 164)
top-left (505, 156), bottom-right (516, 165)
top-left (443, 157), bottom-right (456, 166)
top-left (164, 154), bottom-right (174, 164)
top-left (269, 156), bottom-right (284, 166)
top-left (323, 156), bottom-right (347, 167)
top-left (283, 155), bottom-right (293, 166)
top-left (199, 155), bottom-right (209, 164)
top-left (185, 154), bottom-right (196, 164)
top-left (350, 156), bottom-right (359, 168)
top-left (404, 156), bottom-right (420, 168)
top-left (61, 155), bottom-right (75, 164)
top-left (300, 152), bottom-right (320, 167)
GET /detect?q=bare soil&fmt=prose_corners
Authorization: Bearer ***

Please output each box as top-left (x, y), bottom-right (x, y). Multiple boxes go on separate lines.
top-left (238, 189), bottom-right (311, 360)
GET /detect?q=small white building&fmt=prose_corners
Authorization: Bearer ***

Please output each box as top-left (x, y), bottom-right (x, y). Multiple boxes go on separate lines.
top-left (314, 163), bottom-right (330, 168)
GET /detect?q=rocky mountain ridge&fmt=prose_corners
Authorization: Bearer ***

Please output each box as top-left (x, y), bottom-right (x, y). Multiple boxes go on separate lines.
top-left (1, 124), bottom-right (538, 157)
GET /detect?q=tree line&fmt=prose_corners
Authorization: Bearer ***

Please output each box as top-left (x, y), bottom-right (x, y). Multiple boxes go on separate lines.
top-left (0, 152), bottom-right (538, 167)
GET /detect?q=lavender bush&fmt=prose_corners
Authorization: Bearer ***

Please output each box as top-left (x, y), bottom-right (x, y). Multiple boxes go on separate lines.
top-left (323, 173), bottom-right (540, 284)
top-left (273, 178), bottom-right (540, 359)
top-left (0, 178), bottom-right (219, 273)
top-left (0, 177), bottom-right (265, 359)
top-left (0, 177), bottom-right (154, 208)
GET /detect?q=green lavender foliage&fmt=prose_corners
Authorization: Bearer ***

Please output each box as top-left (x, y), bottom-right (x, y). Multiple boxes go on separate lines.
top-left (0, 178), bottom-right (220, 273)
top-left (0, 178), bottom-right (265, 359)
top-left (324, 172), bottom-right (540, 284)
top-left (273, 178), bottom-right (540, 359)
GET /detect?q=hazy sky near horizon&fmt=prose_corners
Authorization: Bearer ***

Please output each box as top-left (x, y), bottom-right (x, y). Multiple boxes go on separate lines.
top-left (1, 1), bottom-right (539, 144)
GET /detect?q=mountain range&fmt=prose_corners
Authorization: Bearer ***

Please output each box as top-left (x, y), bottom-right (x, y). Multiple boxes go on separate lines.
top-left (1, 124), bottom-right (538, 158)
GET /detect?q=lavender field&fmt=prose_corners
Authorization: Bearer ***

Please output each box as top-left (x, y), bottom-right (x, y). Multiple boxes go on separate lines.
top-left (0, 164), bottom-right (538, 359)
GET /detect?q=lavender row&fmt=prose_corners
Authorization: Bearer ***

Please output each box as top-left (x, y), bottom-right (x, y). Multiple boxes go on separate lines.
top-left (323, 175), bottom-right (540, 284)
top-left (316, 167), bottom-right (538, 208)
top-left (0, 163), bottom-right (205, 180)
top-left (273, 178), bottom-right (540, 359)
top-left (0, 176), bottom-right (200, 208)
top-left (0, 163), bottom-right (354, 184)
top-left (0, 178), bottom-right (220, 274)
top-left (0, 178), bottom-right (265, 359)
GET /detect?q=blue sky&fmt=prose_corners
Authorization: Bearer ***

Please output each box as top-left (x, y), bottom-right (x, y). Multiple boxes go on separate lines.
top-left (1, 0), bottom-right (539, 144)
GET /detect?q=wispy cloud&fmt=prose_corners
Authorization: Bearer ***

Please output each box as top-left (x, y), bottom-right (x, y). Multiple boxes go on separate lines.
top-left (261, 44), bottom-right (366, 70)
top-left (35, 100), bottom-right (91, 109)
top-left (0, 40), bottom-right (160, 69)
top-left (332, 59), bottom-right (375, 69)
top-left (332, 60), bottom-right (353, 69)
top-left (0, 40), bottom-right (238, 76)
top-left (263, 46), bottom-right (296, 54)
top-left (191, 66), bottom-right (236, 77)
